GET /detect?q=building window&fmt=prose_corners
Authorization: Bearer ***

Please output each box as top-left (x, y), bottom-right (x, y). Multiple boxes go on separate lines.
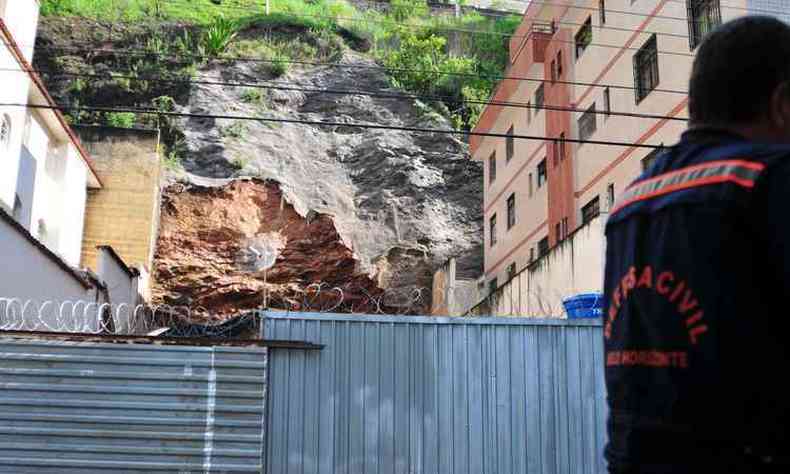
top-left (603, 87), bottom-right (611, 117)
top-left (555, 222), bottom-right (562, 242)
top-left (538, 237), bottom-right (550, 256)
top-left (12, 194), bottom-right (22, 221)
top-left (535, 83), bottom-right (544, 109)
top-left (641, 146), bottom-right (664, 172)
top-left (578, 103), bottom-right (597, 142)
top-left (0, 114), bottom-right (10, 151)
top-left (527, 101), bottom-right (532, 124)
top-left (559, 132), bottom-right (566, 161)
top-left (634, 34), bottom-right (659, 104)
top-left (550, 59), bottom-right (557, 83)
top-left (537, 159), bottom-right (547, 187)
top-left (507, 262), bottom-right (517, 281)
top-left (489, 151), bottom-right (496, 184)
top-left (529, 173), bottom-right (534, 197)
top-left (575, 17), bottom-right (593, 59)
top-left (557, 50), bottom-right (563, 78)
top-left (582, 196), bottom-right (601, 224)
top-left (607, 183), bottom-right (615, 210)
top-left (507, 193), bottom-right (516, 229)
top-left (490, 214), bottom-right (497, 247)
top-left (599, 0), bottom-right (606, 24)
top-left (553, 138), bottom-right (560, 167)
top-left (489, 278), bottom-right (499, 295)
top-left (688, 0), bottom-right (721, 50)
top-left (506, 126), bottom-right (514, 162)
top-left (530, 247), bottom-right (535, 262)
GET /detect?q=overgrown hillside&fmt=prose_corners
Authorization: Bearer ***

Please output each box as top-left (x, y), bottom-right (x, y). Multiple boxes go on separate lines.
top-left (36, 0), bottom-right (518, 314)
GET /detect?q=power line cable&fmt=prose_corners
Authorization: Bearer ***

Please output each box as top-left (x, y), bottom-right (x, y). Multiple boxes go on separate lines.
top-left (29, 43), bottom-right (691, 95)
top-left (7, 67), bottom-right (689, 121)
top-left (2, 102), bottom-right (666, 148)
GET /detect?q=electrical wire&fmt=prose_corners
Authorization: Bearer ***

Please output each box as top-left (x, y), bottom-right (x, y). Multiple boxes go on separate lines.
top-left (5, 67), bottom-right (689, 121)
top-left (28, 43), bottom-right (691, 95)
top-left (2, 102), bottom-right (667, 148)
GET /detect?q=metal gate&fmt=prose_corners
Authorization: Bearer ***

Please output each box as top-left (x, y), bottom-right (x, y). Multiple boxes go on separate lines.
top-left (0, 338), bottom-right (267, 473)
top-left (264, 312), bottom-right (607, 474)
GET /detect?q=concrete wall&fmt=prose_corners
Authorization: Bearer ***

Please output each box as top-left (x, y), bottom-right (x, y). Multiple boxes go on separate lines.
top-left (431, 258), bottom-right (482, 316)
top-left (96, 246), bottom-right (140, 333)
top-left (0, 209), bottom-right (98, 304)
top-left (469, 214), bottom-right (605, 317)
top-left (77, 126), bottom-right (162, 273)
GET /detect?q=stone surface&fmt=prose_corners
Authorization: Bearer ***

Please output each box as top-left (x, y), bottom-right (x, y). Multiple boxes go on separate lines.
top-left (166, 49), bottom-right (484, 310)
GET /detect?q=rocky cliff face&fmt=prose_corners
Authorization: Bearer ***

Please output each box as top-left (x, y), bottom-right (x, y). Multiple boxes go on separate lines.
top-left (154, 179), bottom-right (393, 315)
top-left (37, 19), bottom-right (484, 315)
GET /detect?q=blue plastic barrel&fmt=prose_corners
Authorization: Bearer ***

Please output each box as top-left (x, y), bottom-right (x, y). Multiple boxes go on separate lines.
top-left (562, 293), bottom-right (603, 319)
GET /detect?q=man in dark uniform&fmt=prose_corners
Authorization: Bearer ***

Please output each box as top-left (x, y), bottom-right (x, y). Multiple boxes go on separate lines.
top-left (604, 16), bottom-right (790, 474)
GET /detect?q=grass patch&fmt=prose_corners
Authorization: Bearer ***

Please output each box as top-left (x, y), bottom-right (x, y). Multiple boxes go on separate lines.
top-left (105, 111), bottom-right (137, 128)
top-left (41, 0), bottom-right (521, 129)
top-left (221, 121), bottom-right (248, 139)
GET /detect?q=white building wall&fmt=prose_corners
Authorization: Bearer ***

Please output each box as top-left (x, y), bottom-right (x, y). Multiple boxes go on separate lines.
top-left (0, 214), bottom-right (96, 303)
top-left (0, 0), bottom-right (40, 63)
top-left (0, 48), bottom-right (30, 211)
top-left (59, 144), bottom-right (88, 265)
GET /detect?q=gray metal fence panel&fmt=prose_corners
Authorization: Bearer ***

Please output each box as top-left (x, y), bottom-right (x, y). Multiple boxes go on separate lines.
top-left (264, 312), bottom-right (607, 474)
top-left (0, 338), bottom-right (266, 473)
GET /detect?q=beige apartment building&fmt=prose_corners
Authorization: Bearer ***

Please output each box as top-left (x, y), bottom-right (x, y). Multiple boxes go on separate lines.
top-left (468, 0), bottom-right (789, 316)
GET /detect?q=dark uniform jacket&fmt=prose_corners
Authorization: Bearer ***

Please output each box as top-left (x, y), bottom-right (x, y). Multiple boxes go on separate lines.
top-left (603, 128), bottom-right (790, 473)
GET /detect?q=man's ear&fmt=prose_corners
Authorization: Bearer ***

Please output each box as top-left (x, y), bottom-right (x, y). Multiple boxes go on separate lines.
top-left (769, 81), bottom-right (790, 129)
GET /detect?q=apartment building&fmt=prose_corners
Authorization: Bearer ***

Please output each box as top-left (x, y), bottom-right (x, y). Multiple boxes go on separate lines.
top-left (470, 0), bottom-right (788, 314)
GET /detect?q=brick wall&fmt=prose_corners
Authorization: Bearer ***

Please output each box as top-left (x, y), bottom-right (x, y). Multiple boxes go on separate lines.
top-left (75, 126), bottom-right (161, 275)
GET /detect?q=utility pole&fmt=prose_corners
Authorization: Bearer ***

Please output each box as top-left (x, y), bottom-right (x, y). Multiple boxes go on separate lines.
top-left (266, 0), bottom-right (271, 15)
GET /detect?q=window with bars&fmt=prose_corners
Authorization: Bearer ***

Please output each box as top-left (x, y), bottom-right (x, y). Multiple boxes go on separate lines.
top-left (507, 193), bottom-right (516, 229)
top-left (539, 237), bottom-right (550, 256)
top-left (578, 103), bottom-right (597, 142)
top-left (582, 196), bottom-right (601, 224)
top-left (551, 59), bottom-right (557, 83)
top-left (535, 83), bottom-right (545, 109)
top-left (0, 114), bottom-right (10, 150)
top-left (529, 173), bottom-right (534, 196)
top-left (537, 159), bottom-right (547, 187)
top-left (687, 0), bottom-right (721, 50)
top-left (490, 214), bottom-right (497, 247)
top-left (553, 138), bottom-right (560, 167)
top-left (641, 146), bottom-right (665, 172)
top-left (599, 0), bottom-right (606, 24)
top-left (634, 34), bottom-right (659, 104)
top-left (603, 87), bottom-right (611, 117)
top-left (575, 17), bottom-right (593, 59)
top-left (557, 51), bottom-right (563, 78)
top-left (527, 101), bottom-right (532, 124)
top-left (607, 183), bottom-right (615, 210)
top-left (489, 151), bottom-right (496, 183)
top-left (559, 132), bottom-right (566, 161)
top-left (506, 126), bottom-right (514, 162)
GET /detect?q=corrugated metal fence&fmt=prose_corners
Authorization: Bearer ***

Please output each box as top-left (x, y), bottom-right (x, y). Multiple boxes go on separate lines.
top-left (264, 312), bottom-right (607, 474)
top-left (0, 338), bottom-right (267, 473)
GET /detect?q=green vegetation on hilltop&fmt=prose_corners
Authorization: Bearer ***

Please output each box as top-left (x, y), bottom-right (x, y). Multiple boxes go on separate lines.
top-left (40, 0), bottom-right (520, 129)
